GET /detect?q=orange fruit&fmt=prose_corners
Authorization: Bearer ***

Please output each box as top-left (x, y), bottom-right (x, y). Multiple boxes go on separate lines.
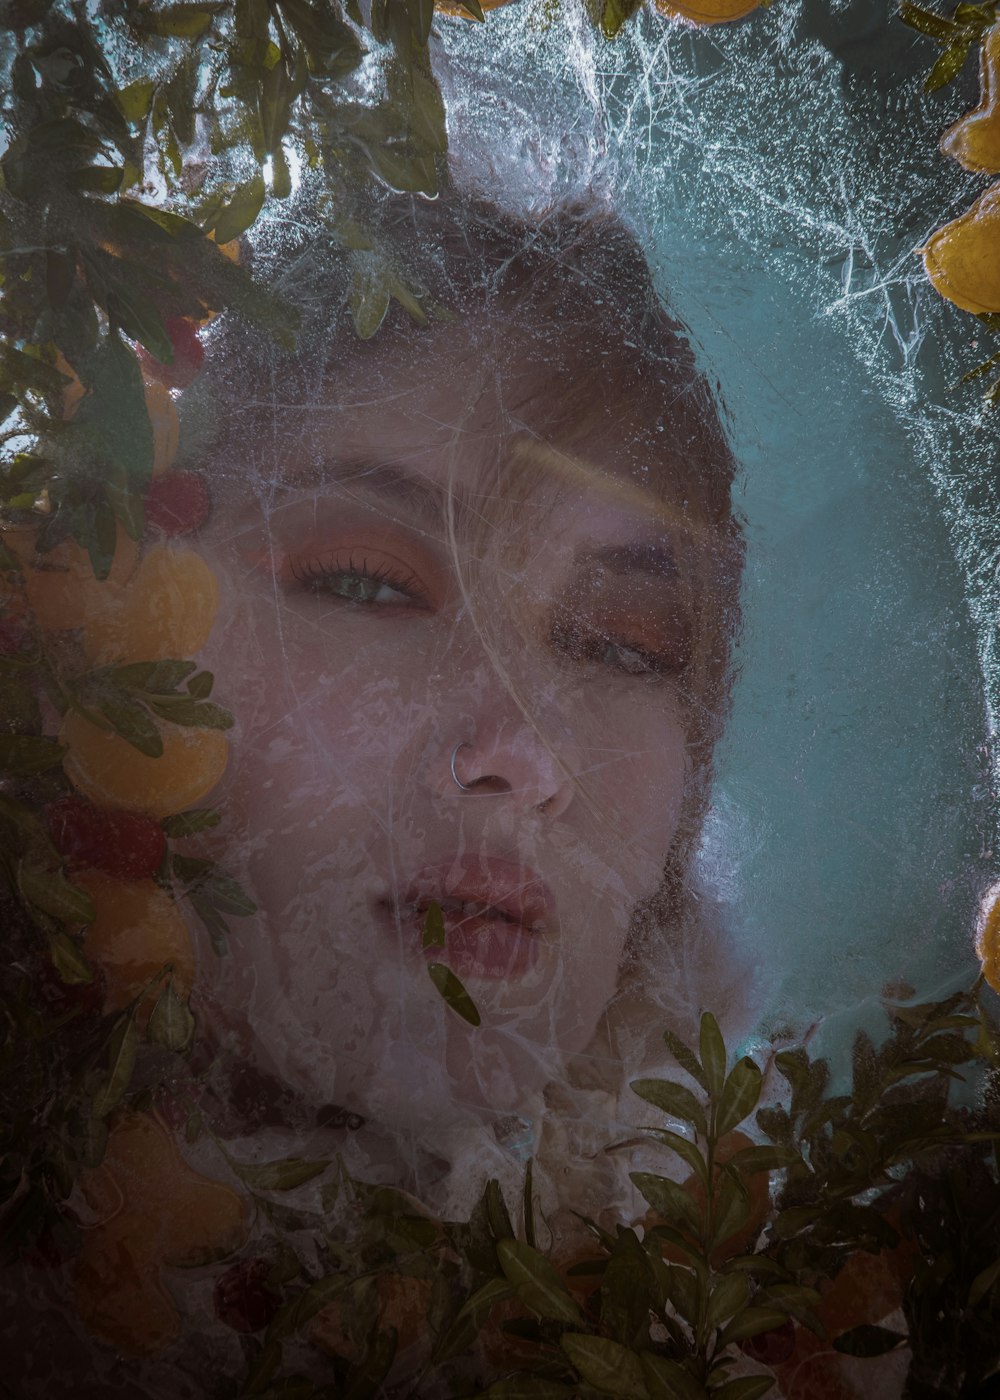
top-left (76, 873), bottom-right (194, 1014)
top-left (60, 709), bottom-right (228, 818)
top-left (654, 0), bottom-right (760, 24)
top-left (145, 381), bottom-right (180, 479)
top-left (2, 525), bottom-right (138, 632)
top-left (82, 545), bottom-right (218, 665)
top-left (76, 1111), bottom-right (248, 1355)
top-left (921, 184), bottom-right (1000, 315)
top-left (978, 883), bottom-right (1000, 994)
top-left (941, 23), bottom-right (1000, 173)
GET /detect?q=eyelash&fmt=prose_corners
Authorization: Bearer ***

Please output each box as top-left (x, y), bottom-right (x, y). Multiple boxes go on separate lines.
top-left (289, 553), bottom-right (427, 607)
top-left (550, 621), bottom-right (686, 681)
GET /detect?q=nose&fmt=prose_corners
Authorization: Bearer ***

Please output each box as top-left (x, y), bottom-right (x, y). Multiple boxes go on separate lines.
top-left (439, 723), bottom-right (577, 819)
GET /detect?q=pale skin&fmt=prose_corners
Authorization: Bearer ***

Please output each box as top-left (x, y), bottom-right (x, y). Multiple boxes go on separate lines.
top-left (195, 325), bottom-right (706, 1142)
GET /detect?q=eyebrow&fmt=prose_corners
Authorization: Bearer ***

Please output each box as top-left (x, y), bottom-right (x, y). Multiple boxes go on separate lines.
top-left (317, 458), bottom-right (448, 521)
top-left (572, 543), bottom-right (680, 579)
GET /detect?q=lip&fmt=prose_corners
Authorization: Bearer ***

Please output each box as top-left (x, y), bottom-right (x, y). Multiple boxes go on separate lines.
top-left (388, 856), bottom-right (556, 981)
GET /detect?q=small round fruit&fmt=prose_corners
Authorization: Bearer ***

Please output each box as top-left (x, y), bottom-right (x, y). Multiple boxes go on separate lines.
top-left (82, 545), bottom-right (218, 665)
top-left (921, 185), bottom-right (1000, 315)
top-left (654, 0), bottom-right (760, 23)
top-left (144, 472), bottom-right (210, 536)
top-left (47, 796), bottom-right (167, 881)
top-left (75, 872), bottom-right (194, 1014)
top-left (214, 1258), bottom-right (281, 1333)
top-left (138, 317), bottom-right (205, 390)
top-left (3, 526), bottom-right (138, 632)
top-left (60, 709), bottom-right (228, 818)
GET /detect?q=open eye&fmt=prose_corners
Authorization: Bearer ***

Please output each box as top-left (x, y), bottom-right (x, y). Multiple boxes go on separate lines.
top-left (289, 552), bottom-right (429, 608)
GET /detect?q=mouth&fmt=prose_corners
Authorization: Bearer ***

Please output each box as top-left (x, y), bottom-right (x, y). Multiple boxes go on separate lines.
top-left (388, 856), bottom-right (556, 981)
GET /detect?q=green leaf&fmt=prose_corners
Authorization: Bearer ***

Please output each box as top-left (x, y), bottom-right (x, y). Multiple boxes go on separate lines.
top-left (110, 660), bottom-right (198, 692)
top-left (138, 2), bottom-right (226, 37)
top-left (925, 39), bottom-right (972, 91)
top-left (600, 1228), bottom-right (654, 1349)
top-left (427, 962), bottom-right (481, 1025)
top-left (640, 1354), bottom-right (708, 1400)
top-left (147, 980), bottom-right (195, 1052)
top-left (72, 166), bottom-right (123, 194)
top-left (706, 1271), bottom-right (749, 1330)
top-left (93, 1010), bottom-right (139, 1117)
top-left (699, 1011), bottom-right (727, 1099)
top-left (523, 1156), bottom-right (536, 1248)
top-left (712, 1379), bottom-right (775, 1400)
top-left (161, 808), bottom-right (221, 838)
top-left (48, 930), bottom-right (94, 986)
top-left (832, 1323), bottom-right (908, 1357)
top-left (717, 1306), bottom-right (793, 1347)
top-left (710, 1166), bottom-right (751, 1252)
top-left (187, 670), bottom-right (214, 699)
top-left (599, 0), bottom-right (643, 38)
top-left (728, 1144), bottom-right (801, 1176)
top-left (898, 1), bottom-right (958, 40)
top-left (146, 697), bottom-right (234, 730)
top-left (96, 693), bottom-right (163, 757)
top-left (631, 1078), bottom-right (707, 1134)
top-left (422, 901), bottom-right (445, 949)
top-left (18, 861), bottom-right (95, 924)
top-left (0, 735), bottom-right (65, 775)
top-left (629, 1171), bottom-right (700, 1235)
top-left (235, 1157), bottom-right (329, 1191)
top-left (348, 260), bottom-right (391, 340)
top-left (481, 1383), bottom-right (575, 1400)
top-left (559, 1334), bottom-right (647, 1397)
top-left (212, 173), bottom-right (267, 244)
top-left (969, 1256), bottom-right (1000, 1306)
top-left (433, 1277), bottom-right (515, 1363)
top-left (715, 1057), bottom-right (762, 1137)
top-left (661, 1028), bottom-right (709, 1091)
top-left (644, 1127), bottom-right (708, 1187)
top-left (116, 78), bottom-right (157, 124)
top-left (497, 1238), bottom-right (584, 1325)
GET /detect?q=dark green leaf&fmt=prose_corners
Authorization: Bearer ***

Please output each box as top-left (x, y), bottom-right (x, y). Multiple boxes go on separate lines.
top-left (236, 1157), bottom-right (329, 1191)
top-left (715, 1057), bottom-right (762, 1137)
top-left (700, 1011), bottom-right (727, 1099)
top-left (497, 1238), bottom-right (584, 1325)
top-left (147, 980), bottom-right (195, 1052)
top-left (712, 1379), bottom-right (775, 1400)
top-left (706, 1271), bottom-right (749, 1330)
top-left (969, 1256), bottom-right (1000, 1306)
top-left (109, 660), bottom-right (198, 692)
top-left (898, 1), bottom-right (958, 40)
top-left (0, 735), bottom-right (65, 775)
top-left (161, 808), bottom-right (221, 838)
top-left (629, 1171), bottom-right (700, 1234)
top-left (422, 901), bottom-right (445, 949)
top-left (631, 1078), bottom-right (707, 1134)
top-left (728, 1144), bottom-right (801, 1176)
top-left (93, 1010), bottom-right (139, 1117)
top-left (600, 1228), bottom-right (654, 1349)
top-left (116, 78), bottom-right (157, 124)
top-left (212, 173), bottom-right (267, 244)
top-left (146, 697), bottom-right (234, 730)
top-left (187, 670), bottom-right (214, 699)
top-left (481, 1383), bottom-right (575, 1400)
top-left (559, 1333), bottom-right (646, 1396)
top-left (640, 1354), bottom-right (708, 1400)
top-left (832, 1323), bottom-right (908, 1357)
top-left (662, 1028), bottom-right (709, 1090)
top-left (137, 2), bottom-right (226, 37)
top-left (710, 1165), bottom-right (751, 1252)
top-left (427, 962), bottom-right (481, 1025)
top-left (96, 693), bottom-right (163, 757)
top-left (18, 861), bottom-right (95, 924)
top-left (48, 930), bottom-right (94, 985)
top-left (523, 1156), bottom-right (536, 1248)
top-left (433, 1277), bottom-right (515, 1363)
top-left (644, 1127), bottom-right (708, 1187)
top-left (925, 39), bottom-right (972, 91)
top-left (717, 1306), bottom-right (792, 1347)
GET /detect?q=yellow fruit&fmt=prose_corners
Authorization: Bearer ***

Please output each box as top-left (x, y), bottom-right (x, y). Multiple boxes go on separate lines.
top-left (76, 1111), bottom-right (248, 1356)
top-left (82, 545), bottom-right (218, 665)
top-left (978, 885), bottom-right (1000, 994)
top-left (941, 23), bottom-right (1000, 173)
top-left (1, 526), bottom-right (139, 632)
top-left (654, 0), bottom-right (760, 24)
top-left (60, 709), bottom-right (228, 818)
top-left (921, 184), bottom-right (1000, 314)
top-left (76, 873), bottom-right (194, 1014)
top-left (145, 381), bottom-right (180, 479)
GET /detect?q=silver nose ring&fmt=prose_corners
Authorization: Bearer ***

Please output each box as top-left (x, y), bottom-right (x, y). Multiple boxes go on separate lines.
top-left (450, 742), bottom-right (475, 791)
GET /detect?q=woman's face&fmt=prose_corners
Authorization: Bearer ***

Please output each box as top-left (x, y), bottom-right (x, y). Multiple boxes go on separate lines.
top-left (197, 328), bottom-right (703, 1136)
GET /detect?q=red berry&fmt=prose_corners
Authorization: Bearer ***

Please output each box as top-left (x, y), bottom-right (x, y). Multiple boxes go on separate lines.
top-left (739, 1319), bottom-right (796, 1366)
top-left (214, 1258), bottom-right (280, 1334)
top-left (138, 317), bottom-right (205, 389)
top-left (144, 471), bottom-right (211, 536)
top-left (47, 796), bottom-right (166, 881)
